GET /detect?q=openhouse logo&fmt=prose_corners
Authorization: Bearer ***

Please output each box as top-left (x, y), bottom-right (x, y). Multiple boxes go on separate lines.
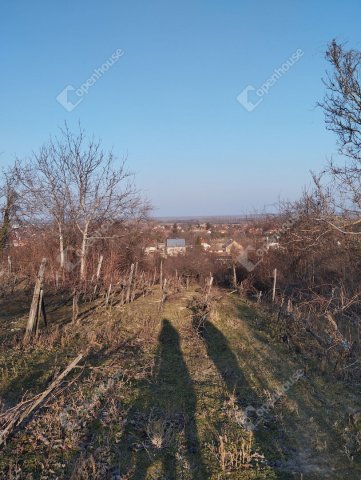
top-left (56, 48), bottom-right (124, 112)
top-left (237, 49), bottom-right (304, 112)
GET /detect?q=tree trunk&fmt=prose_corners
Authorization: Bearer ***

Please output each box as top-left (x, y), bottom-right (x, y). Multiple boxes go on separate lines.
top-left (0, 205), bottom-right (10, 252)
top-left (80, 223), bottom-right (89, 282)
top-left (59, 228), bottom-right (65, 270)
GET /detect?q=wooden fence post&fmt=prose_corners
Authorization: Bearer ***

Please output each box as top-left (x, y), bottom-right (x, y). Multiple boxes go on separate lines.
top-left (159, 260), bottom-right (163, 289)
top-left (272, 268), bottom-right (277, 303)
top-left (35, 288), bottom-right (47, 337)
top-left (287, 298), bottom-right (293, 313)
top-left (131, 263), bottom-right (138, 302)
top-left (206, 273), bottom-right (213, 301)
top-left (96, 255), bottom-right (104, 282)
top-left (72, 291), bottom-right (79, 323)
top-left (120, 285), bottom-right (125, 305)
top-left (105, 283), bottom-right (112, 307)
top-left (24, 258), bottom-right (47, 342)
top-left (126, 263), bottom-right (135, 304)
top-left (159, 278), bottom-right (167, 311)
top-left (233, 263), bottom-right (237, 289)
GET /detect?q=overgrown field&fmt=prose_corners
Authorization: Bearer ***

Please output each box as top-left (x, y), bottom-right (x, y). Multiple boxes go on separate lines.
top-left (1, 287), bottom-right (361, 479)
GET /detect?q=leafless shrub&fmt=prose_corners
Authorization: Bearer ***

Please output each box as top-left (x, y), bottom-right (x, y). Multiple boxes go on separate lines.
top-left (187, 295), bottom-right (211, 334)
top-left (146, 409), bottom-right (174, 450)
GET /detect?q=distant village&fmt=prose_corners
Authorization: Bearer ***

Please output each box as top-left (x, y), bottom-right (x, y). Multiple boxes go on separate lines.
top-left (143, 218), bottom-right (281, 259)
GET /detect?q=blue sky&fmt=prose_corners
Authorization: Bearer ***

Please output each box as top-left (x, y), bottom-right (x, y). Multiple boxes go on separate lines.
top-left (1, 1), bottom-right (360, 216)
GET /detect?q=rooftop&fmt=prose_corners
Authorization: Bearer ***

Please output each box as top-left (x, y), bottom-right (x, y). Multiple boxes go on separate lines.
top-left (166, 238), bottom-right (186, 247)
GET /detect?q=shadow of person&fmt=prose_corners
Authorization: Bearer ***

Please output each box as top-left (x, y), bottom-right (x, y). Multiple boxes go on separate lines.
top-left (196, 318), bottom-right (254, 405)
top-left (196, 318), bottom-right (301, 474)
top-left (128, 319), bottom-right (208, 480)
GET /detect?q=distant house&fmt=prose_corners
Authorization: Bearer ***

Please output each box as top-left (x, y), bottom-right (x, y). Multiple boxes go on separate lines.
top-left (166, 238), bottom-right (186, 256)
top-left (222, 239), bottom-right (243, 254)
top-left (210, 241), bottom-right (226, 253)
top-left (144, 246), bottom-right (157, 255)
top-left (201, 241), bottom-right (211, 251)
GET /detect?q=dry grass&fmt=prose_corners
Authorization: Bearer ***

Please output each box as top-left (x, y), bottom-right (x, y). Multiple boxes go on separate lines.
top-left (0, 287), bottom-right (361, 479)
top-left (210, 431), bottom-right (255, 472)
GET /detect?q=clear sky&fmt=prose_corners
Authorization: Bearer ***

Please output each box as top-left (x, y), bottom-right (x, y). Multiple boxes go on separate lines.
top-left (1, 1), bottom-right (360, 216)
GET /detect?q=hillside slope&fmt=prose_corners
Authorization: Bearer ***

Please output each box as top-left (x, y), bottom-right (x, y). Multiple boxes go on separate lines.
top-left (0, 288), bottom-right (360, 479)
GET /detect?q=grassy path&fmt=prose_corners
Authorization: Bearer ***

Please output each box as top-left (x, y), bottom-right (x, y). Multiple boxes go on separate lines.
top-left (112, 290), bottom-right (361, 479)
top-left (1, 288), bottom-right (361, 479)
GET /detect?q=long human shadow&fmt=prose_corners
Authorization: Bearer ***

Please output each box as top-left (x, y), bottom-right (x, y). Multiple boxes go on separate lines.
top-left (196, 318), bottom-right (293, 468)
top-left (198, 317), bottom-right (337, 477)
top-left (123, 319), bottom-right (208, 479)
top-left (197, 318), bottom-right (256, 406)
top-left (235, 303), bottom-right (344, 436)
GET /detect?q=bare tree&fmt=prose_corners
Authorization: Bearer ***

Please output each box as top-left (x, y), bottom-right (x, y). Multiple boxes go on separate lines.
top-left (15, 124), bottom-right (149, 281)
top-left (60, 125), bottom-right (148, 281)
top-left (318, 40), bottom-right (361, 232)
top-left (0, 170), bottom-right (18, 253)
top-left (320, 40), bottom-right (361, 163)
top-left (14, 142), bottom-right (69, 270)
